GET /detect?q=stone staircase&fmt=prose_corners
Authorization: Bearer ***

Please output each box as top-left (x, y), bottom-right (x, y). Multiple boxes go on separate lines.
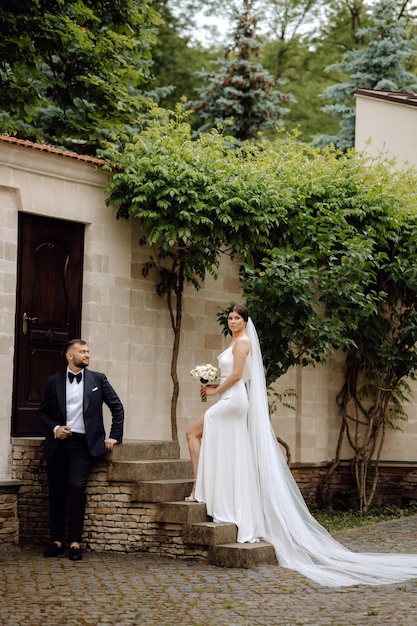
top-left (108, 440), bottom-right (277, 567)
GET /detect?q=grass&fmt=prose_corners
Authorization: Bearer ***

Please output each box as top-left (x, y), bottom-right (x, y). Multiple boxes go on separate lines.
top-left (312, 501), bottom-right (417, 533)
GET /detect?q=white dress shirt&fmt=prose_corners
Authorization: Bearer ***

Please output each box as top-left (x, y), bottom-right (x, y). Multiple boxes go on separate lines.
top-left (65, 368), bottom-right (86, 434)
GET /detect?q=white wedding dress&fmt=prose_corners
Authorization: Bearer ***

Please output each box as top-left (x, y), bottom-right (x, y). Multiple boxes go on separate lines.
top-left (195, 319), bottom-right (417, 587)
top-left (195, 346), bottom-right (265, 543)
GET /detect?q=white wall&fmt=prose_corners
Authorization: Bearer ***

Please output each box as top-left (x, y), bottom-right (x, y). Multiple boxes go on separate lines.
top-left (355, 92), bottom-right (417, 168)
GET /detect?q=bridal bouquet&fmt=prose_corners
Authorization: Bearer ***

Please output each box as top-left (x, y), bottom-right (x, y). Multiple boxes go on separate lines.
top-left (190, 363), bottom-right (219, 402)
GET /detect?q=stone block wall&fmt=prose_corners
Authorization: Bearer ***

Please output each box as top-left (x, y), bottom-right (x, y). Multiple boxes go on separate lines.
top-left (82, 462), bottom-right (203, 560)
top-left (11, 439), bottom-right (206, 560)
top-left (11, 439), bottom-right (49, 546)
top-left (0, 481), bottom-right (19, 546)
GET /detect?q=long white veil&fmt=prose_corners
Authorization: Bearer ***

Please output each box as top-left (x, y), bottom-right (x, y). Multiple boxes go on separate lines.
top-left (246, 317), bottom-right (417, 586)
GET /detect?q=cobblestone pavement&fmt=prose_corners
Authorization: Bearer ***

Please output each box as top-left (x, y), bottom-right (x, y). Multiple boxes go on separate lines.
top-left (2, 515), bottom-right (417, 626)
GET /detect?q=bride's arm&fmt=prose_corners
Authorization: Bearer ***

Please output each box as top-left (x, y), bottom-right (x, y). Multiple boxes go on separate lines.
top-left (204, 338), bottom-right (249, 398)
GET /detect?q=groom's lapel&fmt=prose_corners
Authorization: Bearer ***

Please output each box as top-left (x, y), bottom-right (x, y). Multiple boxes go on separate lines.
top-left (56, 371), bottom-right (67, 419)
top-left (83, 369), bottom-right (94, 414)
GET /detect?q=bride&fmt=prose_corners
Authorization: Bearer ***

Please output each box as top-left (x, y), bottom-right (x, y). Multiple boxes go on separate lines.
top-left (186, 304), bottom-right (417, 587)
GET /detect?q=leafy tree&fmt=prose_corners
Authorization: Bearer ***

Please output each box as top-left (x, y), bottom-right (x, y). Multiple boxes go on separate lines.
top-left (260, 0), bottom-right (370, 141)
top-left (258, 0), bottom-right (324, 86)
top-left (147, 0), bottom-right (217, 110)
top-left (317, 0), bottom-right (417, 149)
top-left (327, 211), bottom-right (417, 512)
top-left (187, 0), bottom-right (293, 141)
top-left (174, 0), bottom-right (371, 140)
top-left (0, 0), bottom-right (161, 154)
top-left (261, 34), bottom-right (341, 142)
top-left (230, 139), bottom-right (384, 382)
top-left (234, 137), bottom-right (417, 511)
top-left (104, 106), bottom-right (286, 439)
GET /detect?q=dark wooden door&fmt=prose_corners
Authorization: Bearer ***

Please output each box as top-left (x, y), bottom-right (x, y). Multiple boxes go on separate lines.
top-left (12, 213), bottom-right (84, 436)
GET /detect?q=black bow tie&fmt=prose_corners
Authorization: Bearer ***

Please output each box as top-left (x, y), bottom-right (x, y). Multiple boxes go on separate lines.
top-left (68, 371), bottom-right (82, 384)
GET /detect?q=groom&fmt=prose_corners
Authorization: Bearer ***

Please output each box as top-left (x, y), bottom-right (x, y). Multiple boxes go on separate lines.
top-left (38, 339), bottom-right (124, 561)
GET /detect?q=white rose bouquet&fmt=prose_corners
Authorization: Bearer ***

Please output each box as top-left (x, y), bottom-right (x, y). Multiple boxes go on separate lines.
top-left (190, 363), bottom-right (219, 402)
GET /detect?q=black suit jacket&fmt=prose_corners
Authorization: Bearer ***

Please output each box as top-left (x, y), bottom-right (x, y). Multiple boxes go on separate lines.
top-left (38, 368), bottom-right (124, 459)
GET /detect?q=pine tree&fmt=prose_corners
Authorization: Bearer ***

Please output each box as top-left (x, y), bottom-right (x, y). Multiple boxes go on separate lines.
top-left (317, 0), bottom-right (417, 150)
top-left (188, 0), bottom-right (292, 142)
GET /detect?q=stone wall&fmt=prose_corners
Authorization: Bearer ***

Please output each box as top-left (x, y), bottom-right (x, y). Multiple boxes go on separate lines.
top-left (292, 462), bottom-right (417, 509)
top-left (82, 462), bottom-right (203, 559)
top-left (0, 481), bottom-right (20, 547)
top-left (11, 439), bottom-right (49, 546)
top-left (11, 439), bottom-right (206, 560)
top-left (9, 439), bottom-right (417, 555)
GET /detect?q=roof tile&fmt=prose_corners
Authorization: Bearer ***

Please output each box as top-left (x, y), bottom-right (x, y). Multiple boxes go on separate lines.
top-left (0, 135), bottom-right (105, 165)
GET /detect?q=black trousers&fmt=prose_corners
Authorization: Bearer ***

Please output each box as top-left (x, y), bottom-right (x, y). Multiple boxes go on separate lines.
top-left (46, 434), bottom-right (92, 544)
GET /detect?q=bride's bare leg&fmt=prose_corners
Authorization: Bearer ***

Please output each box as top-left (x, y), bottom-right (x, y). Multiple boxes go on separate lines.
top-left (185, 413), bottom-right (204, 499)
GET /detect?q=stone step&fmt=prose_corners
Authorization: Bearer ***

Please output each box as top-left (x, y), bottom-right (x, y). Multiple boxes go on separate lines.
top-left (112, 440), bottom-right (180, 462)
top-left (156, 501), bottom-right (208, 524)
top-left (131, 478), bottom-right (194, 502)
top-left (183, 521), bottom-right (238, 546)
top-left (106, 440), bottom-right (276, 570)
top-left (108, 458), bottom-right (192, 482)
top-left (208, 541), bottom-right (278, 568)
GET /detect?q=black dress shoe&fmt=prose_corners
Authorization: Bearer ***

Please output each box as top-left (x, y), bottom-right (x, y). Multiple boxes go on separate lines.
top-left (68, 546), bottom-right (82, 561)
top-left (44, 542), bottom-right (64, 557)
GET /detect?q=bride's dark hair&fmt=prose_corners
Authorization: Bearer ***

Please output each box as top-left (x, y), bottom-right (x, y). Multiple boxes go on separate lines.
top-left (228, 304), bottom-right (249, 322)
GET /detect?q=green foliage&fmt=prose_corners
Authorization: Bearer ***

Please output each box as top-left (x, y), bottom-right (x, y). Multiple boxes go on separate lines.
top-left (106, 112), bottom-right (417, 400)
top-left (332, 214), bottom-right (417, 511)
top-left (261, 34), bottom-right (340, 143)
top-left (182, 0), bottom-right (374, 142)
top-left (313, 501), bottom-right (417, 532)
top-left (232, 141), bottom-right (387, 383)
top-left (238, 136), bottom-right (417, 511)
top-left (187, 0), bottom-right (293, 141)
top-left (257, 0), bottom-right (360, 142)
top-left (146, 0), bottom-right (218, 109)
top-left (318, 0), bottom-right (417, 149)
top-left (104, 104), bottom-right (287, 438)
top-left (105, 105), bottom-right (287, 282)
top-left (243, 239), bottom-right (378, 385)
top-left (0, 0), bottom-right (161, 153)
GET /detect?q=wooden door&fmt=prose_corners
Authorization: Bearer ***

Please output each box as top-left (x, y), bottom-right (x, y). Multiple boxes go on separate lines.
top-left (12, 213), bottom-right (84, 436)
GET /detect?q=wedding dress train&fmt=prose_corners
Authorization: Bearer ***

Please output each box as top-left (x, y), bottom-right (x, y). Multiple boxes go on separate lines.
top-left (195, 319), bottom-right (417, 587)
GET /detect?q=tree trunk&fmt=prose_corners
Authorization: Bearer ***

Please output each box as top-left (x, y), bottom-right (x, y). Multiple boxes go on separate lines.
top-left (319, 349), bottom-right (399, 512)
top-left (166, 260), bottom-right (185, 441)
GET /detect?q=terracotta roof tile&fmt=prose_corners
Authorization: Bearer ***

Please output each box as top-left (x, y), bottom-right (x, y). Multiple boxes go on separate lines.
top-left (0, 135), bottom-right (105, 165)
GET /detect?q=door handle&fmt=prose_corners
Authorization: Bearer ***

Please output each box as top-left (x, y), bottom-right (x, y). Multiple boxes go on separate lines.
top-left (22, 312), bottom-right (38, 335)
